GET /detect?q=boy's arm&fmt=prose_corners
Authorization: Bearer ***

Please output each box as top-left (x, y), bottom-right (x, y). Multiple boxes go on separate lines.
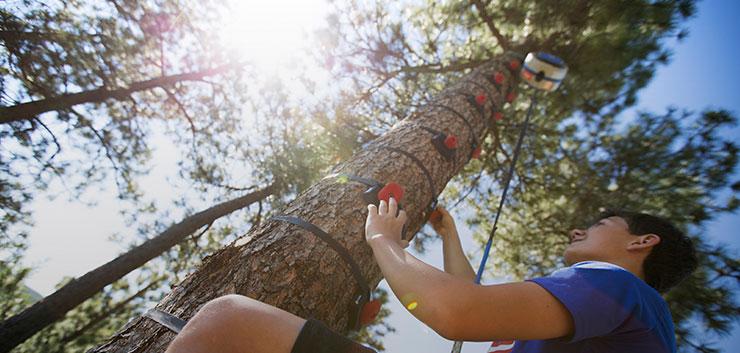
top-left (366, 200), bottom-right (573, 341)
top-left (442, 228), bottom-right (477, 282)
top-left (368, 236), bottom-right (573, 341)
top-left (429, 206), bottom-right (476, 281)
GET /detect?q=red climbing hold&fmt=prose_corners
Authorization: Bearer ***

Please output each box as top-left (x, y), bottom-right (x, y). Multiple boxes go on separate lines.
top-left (475, 94), bottom-right (486, 105)
top-left (506, 92), bottom-right (517, 103)
top-left (508, 59), bottom-right (521, 71)
top-left (360, 299), bottom-right (381, 326)
top-left (378, 182), bottom-right (404, 203)
top-left (444, 135), bottom-right (458, 149)
top-left (471, 146), bottom-right (482, 159)
top-left (493, 111), bottom-right (504, 121)
top-left (494, 72), bottom-right (505, 84)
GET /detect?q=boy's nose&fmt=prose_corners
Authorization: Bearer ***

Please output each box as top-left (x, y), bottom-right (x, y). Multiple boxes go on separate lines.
top-left (570, 229), bottom-right (585, 242)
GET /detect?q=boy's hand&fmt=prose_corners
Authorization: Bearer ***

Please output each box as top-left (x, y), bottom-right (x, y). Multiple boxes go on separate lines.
top-left (366, 197), bottom-right (410, 248)
top-left (428, 206), bottom-right (456, 239)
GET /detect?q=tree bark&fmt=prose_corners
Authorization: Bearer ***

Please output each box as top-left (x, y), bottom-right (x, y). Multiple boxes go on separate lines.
top-left (0, 183), bottom-right (275, 352)
top-left (0, 63), bottom-right (238, 125)
top-left (87, 58), bottom-right (518, 352)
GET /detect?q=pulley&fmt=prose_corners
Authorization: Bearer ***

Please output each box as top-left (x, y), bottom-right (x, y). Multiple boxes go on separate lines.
top-left (520, 52), bottom-right (568, 92)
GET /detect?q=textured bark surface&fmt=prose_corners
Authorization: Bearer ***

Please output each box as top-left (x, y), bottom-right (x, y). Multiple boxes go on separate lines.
top-left (89, 58), bottom-right (518, 353)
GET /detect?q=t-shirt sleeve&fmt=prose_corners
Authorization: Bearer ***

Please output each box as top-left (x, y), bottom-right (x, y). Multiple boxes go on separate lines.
top-left (527, 267), bottom-right (641, 342)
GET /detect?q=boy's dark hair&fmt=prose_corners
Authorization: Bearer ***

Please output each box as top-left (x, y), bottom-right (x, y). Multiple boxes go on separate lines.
top-left (596, 209), bottom-right (698, 293)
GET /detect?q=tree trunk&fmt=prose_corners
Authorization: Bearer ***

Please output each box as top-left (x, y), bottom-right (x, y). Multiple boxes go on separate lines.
top-left (0, 63), bottom-right (238, 124)
top-left (88, 58), bottom-right (518, 352)
top-left (0, 184), bottom-right (275, 352)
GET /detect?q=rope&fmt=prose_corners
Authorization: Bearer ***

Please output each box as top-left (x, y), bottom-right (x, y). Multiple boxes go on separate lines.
top-left (473, 91), bottom-right (538, 283)
top-left (450, 91), bottom-right (540, 353)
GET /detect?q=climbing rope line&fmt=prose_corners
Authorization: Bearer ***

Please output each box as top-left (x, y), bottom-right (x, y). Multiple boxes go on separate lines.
top-left (449, 52), bottom-right (568, 353)
top-left (474, 91), bottom-right (538, 283)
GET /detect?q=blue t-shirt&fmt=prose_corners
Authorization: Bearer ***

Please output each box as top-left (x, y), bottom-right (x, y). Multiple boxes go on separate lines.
top-left (489, 261), bottom-right (676, 353)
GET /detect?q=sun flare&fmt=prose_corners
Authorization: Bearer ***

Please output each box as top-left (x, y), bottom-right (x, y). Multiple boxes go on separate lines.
top-left (218, 0), bottom-right (330, 71)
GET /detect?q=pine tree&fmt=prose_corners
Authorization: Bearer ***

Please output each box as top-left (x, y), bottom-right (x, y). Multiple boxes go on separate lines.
top-left (87, 56), bottom-right (517, 353)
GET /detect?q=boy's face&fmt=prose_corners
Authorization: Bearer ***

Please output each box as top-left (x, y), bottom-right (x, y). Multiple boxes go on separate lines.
top-left (564, 216), bottom-right (635, 265)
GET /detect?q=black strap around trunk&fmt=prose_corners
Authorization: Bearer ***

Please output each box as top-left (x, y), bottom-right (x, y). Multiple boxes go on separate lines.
top-left (324, 173), bottom-right (381, 187)
top-left (272, 215), bottom-right (371, 297)
top-left (383, 146), bottom-right (438, 211)
top-left (143, 308), bottom-right (187, 333)
top-left (426, 104), bottom-right (478, 146)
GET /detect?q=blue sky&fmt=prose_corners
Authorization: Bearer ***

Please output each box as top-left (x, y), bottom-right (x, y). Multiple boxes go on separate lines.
top-left (21, 0), bottom-right (739, 352)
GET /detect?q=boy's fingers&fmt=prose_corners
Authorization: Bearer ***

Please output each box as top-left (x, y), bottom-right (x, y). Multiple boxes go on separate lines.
top-left (400, 240), bottom-right (410, 249)
top-left (367, 204), bottom-right (378, 216)
top-left (438, 206), bottom-right (449, 216)
top-left (388, 197), bottom-right (398, 217)
top-left (398, 210), bottom-right (407, 222)
top-left (379, 199), bottom-right (388, 215)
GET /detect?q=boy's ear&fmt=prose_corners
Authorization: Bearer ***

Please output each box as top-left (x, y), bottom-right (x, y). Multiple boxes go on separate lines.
top-left (627, 233), bottom-right (661, 251)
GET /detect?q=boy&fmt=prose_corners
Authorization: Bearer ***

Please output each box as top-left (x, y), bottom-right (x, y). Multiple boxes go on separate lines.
top-left (166, 198), bottom-right (697, 353)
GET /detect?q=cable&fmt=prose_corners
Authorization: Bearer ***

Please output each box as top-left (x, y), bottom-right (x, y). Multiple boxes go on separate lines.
top-left (449, 91), bottom-right (539, 353)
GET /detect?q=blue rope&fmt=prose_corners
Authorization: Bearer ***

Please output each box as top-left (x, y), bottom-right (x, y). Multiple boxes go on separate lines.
top-left (473, 91), bottom-right (538, 285)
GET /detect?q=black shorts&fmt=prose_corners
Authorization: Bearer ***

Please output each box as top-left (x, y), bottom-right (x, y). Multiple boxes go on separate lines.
top-left (290, 318), bottom-right (378, 353)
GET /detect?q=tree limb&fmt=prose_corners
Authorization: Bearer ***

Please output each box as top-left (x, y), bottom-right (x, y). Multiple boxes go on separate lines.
top-left (0, 63), bottom-right (242, 125)
top-left (471, 0), bottom-right (511, 51)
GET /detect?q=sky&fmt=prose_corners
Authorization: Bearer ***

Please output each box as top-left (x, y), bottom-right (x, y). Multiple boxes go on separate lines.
top-left (19, 0), bottom-right (739, 352)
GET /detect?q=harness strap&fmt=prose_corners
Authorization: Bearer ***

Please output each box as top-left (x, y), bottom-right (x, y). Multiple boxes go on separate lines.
top-left (463, 79), bottom-right (497, 118)
top-left (143, 309), bottom-right (187, 333)
top-left (272, 216), bottom-right (370, 297)
top-left (426, 104), bottom-right (478, 145)
top-left (384, 146), bottom-right (438, 211)
top-left (272, 215), bottom-right (372, 331)
top-left (324, 173), bottom-right (381, 187)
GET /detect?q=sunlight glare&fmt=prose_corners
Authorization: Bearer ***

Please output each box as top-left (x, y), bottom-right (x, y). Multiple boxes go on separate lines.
top-left (219, 0), bottom-right (330, 71)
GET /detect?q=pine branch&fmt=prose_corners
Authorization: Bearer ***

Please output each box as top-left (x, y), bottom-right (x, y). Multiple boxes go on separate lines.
top-left (0, 63), bottom-right (242, 124)
top-left (471, 0), bottom-right (511, 51)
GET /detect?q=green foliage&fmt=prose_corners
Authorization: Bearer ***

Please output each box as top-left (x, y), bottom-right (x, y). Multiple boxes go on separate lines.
top-left (10, 277), bottom-right (162, 353)
top-left (0, 245), bottom-right (31, 322)
top-left (0, 0), bottom-right (245, 236)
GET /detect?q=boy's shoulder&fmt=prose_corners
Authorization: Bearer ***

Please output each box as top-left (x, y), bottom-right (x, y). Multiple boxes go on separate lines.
top-left (552, 261), bottom-right (670, 319)
top-left (514, 261), bottom-right (676, 353)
